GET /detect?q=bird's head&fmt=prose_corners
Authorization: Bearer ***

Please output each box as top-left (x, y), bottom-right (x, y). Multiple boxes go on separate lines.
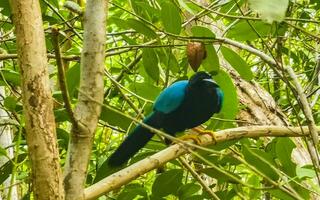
top-left (189, 71), bottom-right (219, 88)
top-left (189, 71), bottom-right (224, 113)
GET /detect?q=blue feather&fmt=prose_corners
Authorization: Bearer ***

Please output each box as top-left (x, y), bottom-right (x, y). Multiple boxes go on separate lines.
top-left (154, 80), bottom-right (188, 113)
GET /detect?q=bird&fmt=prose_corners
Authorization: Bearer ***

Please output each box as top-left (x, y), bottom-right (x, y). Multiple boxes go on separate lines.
top-left (107, 71), bottom-right (224, 167)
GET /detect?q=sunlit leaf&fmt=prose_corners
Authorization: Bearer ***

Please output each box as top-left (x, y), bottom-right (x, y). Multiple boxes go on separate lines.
top-left (160, 1), bottom-right (181, 34)
top-left (142, 48), bottom-right (160, 81)
top-left (127, 18), bottom-right (157, 38)
top-left (275, 138), bottom-right (296, 177)
top-left (221, 46), bottom-right (253, 81)
top-left (226, 21), bottom-right (275, 41)
top-left (249, 0), bottom-right (289, 23)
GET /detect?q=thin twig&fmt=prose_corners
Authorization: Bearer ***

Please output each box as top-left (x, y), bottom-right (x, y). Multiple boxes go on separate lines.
top-left (51, 28), bottom-right (77, 127)
top-left (179, 157), bottom-right (221, 200)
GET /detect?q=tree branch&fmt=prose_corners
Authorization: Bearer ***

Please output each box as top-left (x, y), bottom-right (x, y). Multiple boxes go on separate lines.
top-left (84, 126), bottom-right (319, 200)
top-left (63, 0), bottom-right (107, 199)
top-left (51, 28), bottom-right (77, 127)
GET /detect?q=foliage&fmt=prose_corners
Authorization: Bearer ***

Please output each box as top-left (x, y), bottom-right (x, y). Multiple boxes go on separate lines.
top-left (0, 0), bottom-right (320, 199)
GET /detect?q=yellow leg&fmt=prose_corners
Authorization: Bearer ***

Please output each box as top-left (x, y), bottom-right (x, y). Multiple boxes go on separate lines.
top-left (177, 134), bottom-right (202, 144)
top-left (192, 127), bottom-right (217, 144)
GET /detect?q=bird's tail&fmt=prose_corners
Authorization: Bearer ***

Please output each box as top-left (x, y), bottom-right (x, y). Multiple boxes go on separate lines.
top-left (107, 112), bottom-right (161, 167)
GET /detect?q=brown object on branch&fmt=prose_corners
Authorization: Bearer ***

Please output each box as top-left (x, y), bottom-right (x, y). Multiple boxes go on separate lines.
top-left (9, 0), bottom-right (64, 199)
top-left (187, 42), bottom-right (206, 72)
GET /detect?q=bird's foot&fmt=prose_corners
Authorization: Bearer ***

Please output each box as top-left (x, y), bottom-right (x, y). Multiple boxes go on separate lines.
top-left (176, 134), bottom-right (202, 145)
top-left (192, 127), bottom-right (217, 144)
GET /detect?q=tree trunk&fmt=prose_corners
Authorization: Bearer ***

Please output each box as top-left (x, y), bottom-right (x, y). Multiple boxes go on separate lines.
top-left (63, 1), bottom-right (107, 199)
top-left (230, 68), bottom-right (312, 165)
top-left (9, 0), bottom-right (64, 199)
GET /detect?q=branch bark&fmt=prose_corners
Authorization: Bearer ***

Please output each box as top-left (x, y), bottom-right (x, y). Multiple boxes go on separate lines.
top-left (84, 126), bottom-right (319, 200)
top-left (63, 0), bottom-right (107, 199)
top-left (9, 0), bottom-right (64, 199)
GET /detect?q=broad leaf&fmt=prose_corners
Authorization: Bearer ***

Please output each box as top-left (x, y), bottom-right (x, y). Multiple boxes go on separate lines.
top-left (178, 183), bottom-right (201, 199)
top-left (127, 18), bottom-right (157, 39)
top-left (66, 63), bottom-right (80, 98)
top-left (221, 46), bottom-right (253, 81)
top-left (118, 184), bottom-right (148, 200)
top-left (242, 145), bottom-right (279, 180)
top-left (151, 169), bottom-right (183, 197)
top-left (0, 69), bottom-right (21, 86)
top-left (4, 96), bottom-right (17, 111)
top-left (142, 48), bottom-right (160, 81)
top-left (275, 138), bottom-right (296, 177)
top-left (161, 2), bottom-right (181, 34)
top-left (248, 0), bottom-right (289, 23)
top-left (226, 21), bottom-right (275, 41)
top-left (100, 106), bottom-right (132, 130)
top-left (201, 167), bottom-right (241, 184)
top-left (209, 70), bottom-right (238, 129)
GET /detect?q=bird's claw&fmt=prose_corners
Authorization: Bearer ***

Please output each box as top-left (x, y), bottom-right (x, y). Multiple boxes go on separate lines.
top-left (176, 134), bottom-right (202, 145)
top-left (192, 127), bottom-right (217, 144)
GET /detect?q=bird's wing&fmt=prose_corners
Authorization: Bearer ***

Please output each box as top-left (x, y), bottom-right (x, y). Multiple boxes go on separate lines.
top-left (154, 80), bottom-right (188, 114)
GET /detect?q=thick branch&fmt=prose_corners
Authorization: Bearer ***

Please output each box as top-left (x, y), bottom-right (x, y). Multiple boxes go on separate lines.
top-left (63, 1), bottom-right (107, 200)
top-left (84, 126), bottom-right (319, 200)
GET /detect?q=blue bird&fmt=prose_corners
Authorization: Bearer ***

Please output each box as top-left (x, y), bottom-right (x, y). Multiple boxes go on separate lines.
top-left (108, 71), bottom-right (224, 167)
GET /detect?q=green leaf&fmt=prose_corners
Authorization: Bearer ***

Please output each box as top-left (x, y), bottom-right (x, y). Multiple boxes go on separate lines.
top-left (248, 175), bottom-right (261, 199)
top-left (248, 0), bottom-right (289, 23)
top-left (209, 70), bottom-right (238, 129)
top-left (0, 0), bottom-right (11, 16)
top-left (142, 48), bottom-right (160, 81)
top-left (131, 0), bottom-right (160, 22)
top-left (4, 96), bottom-right (17, 111)
top-left (202, 45), bottom-right (220, 73)
top-left (275, 138), bottom-right (296, 177)
top-left (191, 26), bottom-right (215, 38)
top-left (167, 50), bottom-right (180, 73)
top-left (178, 183), bottom-right (201, 199)
top-left (56, 128), bottom-right (70, 149)
top-left (191, 26), bottom-right (219, 72)
top-left (269, 189), bottom-right (295, 200)
top-left (221, 46), bottom-right (253, 81)
top-left (201, 167), bottom-right (241, 184)
top-left (108, 17), bottom-right (128, 30)
top-left (296, 166), bottom-right (316, 179)
top-left (118, 184), bottom-right (148, 200)
top-left (54, 108), bottom-right (70, 122)
top-left (0, 69), bottom-right (21, 86)
top-left (177, 0), bottom-right (196, 15)
top-left (0, 146), bottom-right (8, 158)
top-left (0, 154), bottom-right (27, 185)
top-left (242, 145), bottom-right (279, 180)
top-left (127, 18), bottom-right (157, 38)
top-left (66, 63), bottom-right (80, 98)
top-left (226, 21), bottom-right (275, 41)
top-left (152, 169), bottom-right (183, 197)
top-left (100, 106), bottom-right (132, 130)
top-left (129, 82), bottom-right (161, 101)
top-left (160, 2), bottom-right (181, 34)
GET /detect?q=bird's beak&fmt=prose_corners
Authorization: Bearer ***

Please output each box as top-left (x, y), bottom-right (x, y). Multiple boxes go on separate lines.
top-left (203, 78), bottom-right (217, 84)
